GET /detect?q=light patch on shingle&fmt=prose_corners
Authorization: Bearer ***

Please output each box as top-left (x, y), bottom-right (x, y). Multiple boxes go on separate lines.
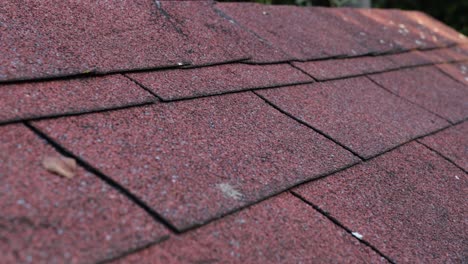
top-left (218, 183), bottom-right (243, 200)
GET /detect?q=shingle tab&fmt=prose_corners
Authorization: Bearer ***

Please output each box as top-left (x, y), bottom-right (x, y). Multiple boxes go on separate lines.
top-left (419, 122), bottom-right (468, 171)
top-left (294, 142), bottom-right (467, 263)
top-left (127, 63), bottom-right (313, 100)
top-left (116, 193), bottom-right (385, 263)
top-left (257, 77), bottom-right (448, 159)
top-left (0, 0), bottom-right (276, 82)
top-left (160, 1), bottom-right (290, 64)
top-left (292, 56), bottom-right (395, 81)
top-left (327, 9), bottom-right (466, 55)
top-left (321, 8), bottom-right (403, 54)
top-left (216, 3), bottom-right (368, 61)
top-left (33, 92), bottom-right (359, 231)
top-left (0, 125), bottom-right (168, 263)
top-left (0, 0), bottom-right (182, 82)
top-left (436, 62), bottom-right (468, 85)
top-left (421, 46), bottom-right (468, 63)
top-left (383, 50), bottom-right (433, 68)
top-left (0, 75), bottom-right (154, 124)
top-left (369, 66), bottom-right (468, 123)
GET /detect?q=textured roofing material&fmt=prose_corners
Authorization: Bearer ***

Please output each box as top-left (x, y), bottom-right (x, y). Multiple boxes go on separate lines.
top-left (0, 75), bottom-right (154, 124)
top-left (1, 1), bottom-right (467, 263)
top-left (127, 63), bottom-right (312, 100)
top-left (0, 125), bottom-right (167, 263)
top-left (294, 142), bottom-right (467, 263)
top-left (257, 77), bottom-right (448, 159)
top-left (33, 93), bottom-right (358, 230)
top-left (369, 66), bottom-right (468, 123)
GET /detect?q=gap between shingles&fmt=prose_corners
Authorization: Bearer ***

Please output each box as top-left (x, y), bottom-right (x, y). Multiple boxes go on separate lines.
top-left (433, 61), bottom-right (468, 87)
top-left (288, 62), bottom-right (319, 82)
top-left (0, 101), bottom-right (156, 126)
top-left (172, 120), bottom-right (464, 233)
top-left (20, 101), bottom-right (465, 262)
top-left (24, 122), bottom-right (180, 234)
top-left (1, 57), bottom-right (464, 132)
top-left (0, 43), bottom-right (463, 86)
top-left (416, 140), bottom-right (467, 173)
top-left (252, 90), bottom-right (366, 161)
top-left (242, 42), bottom-right (461, 65)
top-left (289, 191), bottom-right (396, 264)
top-left (123, 74), bottom-right (164, 101)
top-left (96, 235), bottom-right (170, 264)
top-left (366, 76), bottom-right (455, 125)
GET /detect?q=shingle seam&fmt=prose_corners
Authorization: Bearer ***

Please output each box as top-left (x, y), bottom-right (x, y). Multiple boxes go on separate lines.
top-left (252, 90), bottom-right (366, 161)
top-left (434, 62), bottom-right (468, 87)
top-left (289, 191), bottom-right (396, 264)
top-left (24, 122), bottom-right (180, 234)
top-left (366, 76), bottom-right (455, 124)
top-left (0, 58), bottom-right (250, 85)
top-left (43, 129), bottom-right (464, 263)
top-left (0, 78), bottom-right (316, 127)
top-left (362, 118), bottom-right (467, 161)
top-left (255, 86), bottom-right (465, 162)
top-left (288, 62), bottom-right (319, 82)
top-left (311, 62), bottom-right (435, 82)
top-left (0, 64), bottom-right (184, 86)
top-left (212, 5), bottom-right (291, 60)
top-left (123, 74), bottom-right (164, 101)
top-left (416, 140), bottom-right (468, 174)
top-left (0, 58), bottom-right (460, 127)
top-left (20, 103), bottom-right (465, 239)
top-left (0, 44), bottom-right (463, 86)
top-left (154, 0), bottom-right (188, 38)
top-left (241, 43), bottom-right (464, 65)
top-left (0, 101), bottom-right (155, 127)
top-left (152, 80), bottom-right (316, 103)
top-left (172, 160), bottom-right (362, 232)
top-left (96, 236), bottom-right (170, 264)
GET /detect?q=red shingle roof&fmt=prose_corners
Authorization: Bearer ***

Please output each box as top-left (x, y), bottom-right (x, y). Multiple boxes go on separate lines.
top-left (1, 1), bottom-right (467, 263)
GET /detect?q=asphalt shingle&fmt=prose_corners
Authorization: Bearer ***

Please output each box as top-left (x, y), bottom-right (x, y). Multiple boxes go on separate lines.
top-left (257, 77), bottom-right (448, 159)
top-left (292, 56), bottom-right (395, 81)
top-left (369, 66), bottom-right (468, 123)
top-left (0, 75), bottom-right (154, 124)
top-left (0, 0), bottom-right (277, 82)
top-left (116, 193), bottom-right (385, 264)
top-left (419, 121), bottom-right (468, 171)
top-left (1, 2), bottom-right (467, 262)
top-left (0, 125), bottom-right (168, 263)
top-left (127, 63), bottom-right (313, 101)
top-left (436, 62), bottom-right (468, 85)
top-left (33, 92), bottom-right (359, 231)
top-left (217, 3), bottom-right (368, 61)
top-left (294, 142), bottom-right (467, 263)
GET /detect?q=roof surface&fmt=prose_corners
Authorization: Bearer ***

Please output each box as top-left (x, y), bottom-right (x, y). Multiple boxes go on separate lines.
top-left (0, 1), bottom-right (467, 263)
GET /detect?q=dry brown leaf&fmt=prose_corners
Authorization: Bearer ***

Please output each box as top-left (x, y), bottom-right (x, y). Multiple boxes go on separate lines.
top-left (42, 156), bottom-right (77, 179)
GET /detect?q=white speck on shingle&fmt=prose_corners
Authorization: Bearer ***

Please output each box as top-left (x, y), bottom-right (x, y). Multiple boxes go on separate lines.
top-left (177, 62), bottom-right (183, 66)
top-left (455, 175), bottom-right (460, 180)
top-left (352, 232), bottom-right (363, 240)
top-left (218, 183), bottom-right (243, 200)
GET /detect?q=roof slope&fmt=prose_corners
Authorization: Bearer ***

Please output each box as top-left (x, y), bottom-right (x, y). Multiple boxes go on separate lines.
top-left (1, 1), bottom-right (467, 263)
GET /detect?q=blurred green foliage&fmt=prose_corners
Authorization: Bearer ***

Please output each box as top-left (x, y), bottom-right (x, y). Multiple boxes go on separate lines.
top-left (221, 0), bottom-right (467, 35)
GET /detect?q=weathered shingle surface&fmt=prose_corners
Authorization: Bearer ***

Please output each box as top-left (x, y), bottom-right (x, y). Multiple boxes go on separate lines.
top-left (1, 1), bottom-right (467, 263)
